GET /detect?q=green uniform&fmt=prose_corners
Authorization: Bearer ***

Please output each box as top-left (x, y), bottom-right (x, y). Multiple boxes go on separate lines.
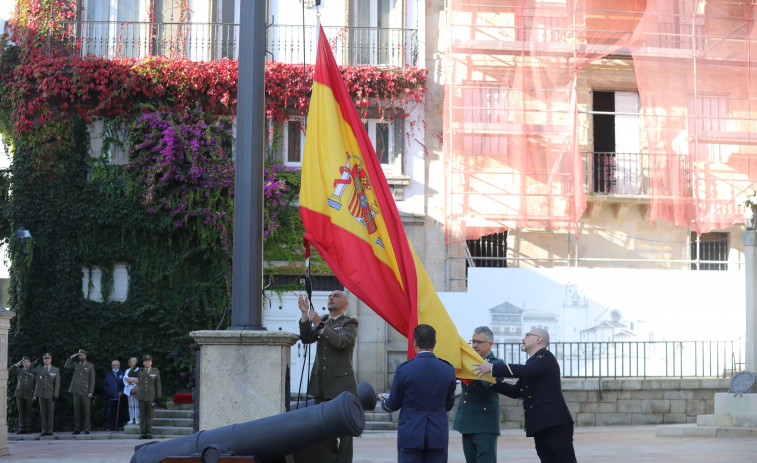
top-left (64, 357), bottom-right (95, 432)
top-left (9, 362), bottom-right (37, 433)
top-left (128, 367), bottom-right (161, 436)
top-left (453, 352), bottom-right (504, 463)
top-left (299, 313), bottom-right (358, 463)
top-left (32, 365), bottom-right (60, 434)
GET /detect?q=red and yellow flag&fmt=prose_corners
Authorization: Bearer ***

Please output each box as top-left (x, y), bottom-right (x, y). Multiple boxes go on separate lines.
top-left (300, 26), bottom-right (484, 381)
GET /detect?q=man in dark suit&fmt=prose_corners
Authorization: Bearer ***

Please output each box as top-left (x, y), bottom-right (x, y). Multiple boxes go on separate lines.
top-left (472, 328), bottom-right (577, 463)
top-left (453, 326), bottom-right (504, 463)
top-left (379, 324), bottom-right (457, 463)
top-left (299, 290), bottom-right (358, 463)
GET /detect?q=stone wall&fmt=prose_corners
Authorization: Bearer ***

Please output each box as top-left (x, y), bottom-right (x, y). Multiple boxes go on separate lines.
top-left (453, 378), bottom-right (730, 429)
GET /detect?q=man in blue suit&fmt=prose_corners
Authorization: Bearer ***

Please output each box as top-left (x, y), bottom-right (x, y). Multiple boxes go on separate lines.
top-left (472, 328), bottom-right (577, 463)
top-left (379, 324), bottom-right (457, 463)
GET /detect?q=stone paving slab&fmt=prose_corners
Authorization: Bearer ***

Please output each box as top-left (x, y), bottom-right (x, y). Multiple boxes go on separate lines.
top-left (6, 425), bottom-right (757, 462)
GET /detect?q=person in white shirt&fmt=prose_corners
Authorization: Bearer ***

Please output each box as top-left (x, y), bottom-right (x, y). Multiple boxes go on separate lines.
top-left (123, 357), bottom-right (139, 424)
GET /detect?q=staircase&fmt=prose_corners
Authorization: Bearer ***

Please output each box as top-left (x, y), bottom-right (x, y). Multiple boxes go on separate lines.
top-left (364, 408), bottom-right (396, 431)
top-left (124, 401), bottom-right (194, 437)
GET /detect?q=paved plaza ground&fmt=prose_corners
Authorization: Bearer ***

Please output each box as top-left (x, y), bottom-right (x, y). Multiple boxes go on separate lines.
top-left (5, 425), bottom-right (757, 462)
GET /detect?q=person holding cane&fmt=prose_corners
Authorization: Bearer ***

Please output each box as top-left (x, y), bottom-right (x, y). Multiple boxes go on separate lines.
top-left (103, 359), bottom-right (125, 431)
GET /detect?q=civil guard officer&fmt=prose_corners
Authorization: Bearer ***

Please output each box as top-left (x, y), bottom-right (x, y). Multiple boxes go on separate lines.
top-left (32, 353), bottom-right (60, 437)
top-left (128, 354), bottom-right (161, 439)
top-left (65, 348), bottom-right (96, 435)
top-left (9, 356), bottom-right (37, 434)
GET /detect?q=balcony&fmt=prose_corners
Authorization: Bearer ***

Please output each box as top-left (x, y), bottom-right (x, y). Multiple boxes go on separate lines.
top-left (585, 151), bottom-right (650, 196)
top-left (268, 25), bottom-right (418, 67)
top-left (52, 22), bottom-right (419, 67)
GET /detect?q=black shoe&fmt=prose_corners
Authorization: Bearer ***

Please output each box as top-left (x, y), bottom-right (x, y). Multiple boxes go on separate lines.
top-left (146, 434), bottom-right (153, 439)
top-left (45, 433), bottom-right (52, 436)
top-left (72, 431), bottom-right (80, 435)
top-left (138, 435), bottom-right (146, 439)
top-left (83, 431), bottom-right (90, 435)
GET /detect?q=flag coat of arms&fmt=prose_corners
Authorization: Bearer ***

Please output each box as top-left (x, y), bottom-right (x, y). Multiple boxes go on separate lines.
top-left (300, 26), bottom-right (485, 381)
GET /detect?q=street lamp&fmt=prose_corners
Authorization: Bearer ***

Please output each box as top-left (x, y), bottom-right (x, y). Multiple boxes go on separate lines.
top-left (16, 226), bottom-right (31, 241)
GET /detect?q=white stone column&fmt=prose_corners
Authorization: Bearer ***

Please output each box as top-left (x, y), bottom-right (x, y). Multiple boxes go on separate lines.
top-left (0, 311), bottom-right (15, 456)
top-left (190, 330), bottom-right (298, 431)
top-left (742, 231), bottom-right (757, 371)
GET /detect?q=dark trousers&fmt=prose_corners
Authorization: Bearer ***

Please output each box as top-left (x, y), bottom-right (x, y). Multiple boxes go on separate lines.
top-left (533, 424), bottom-right (578, 463)
top-left (72, 394), bottom-right (91, 432)
top-left (107, 398), bottom-right (124, 430)
top-left (315, 398), bottom-right (353, 463)
top-left (138, 400), bottom-right (154, 436)
top-left (16, 397), bottom-right (32, 432)
top-left (398, 447), bottom-right (448, 463)
top-left (39, 398), bottom-right (54, 434)
top-left (461, 432), bottom-right (498, 463)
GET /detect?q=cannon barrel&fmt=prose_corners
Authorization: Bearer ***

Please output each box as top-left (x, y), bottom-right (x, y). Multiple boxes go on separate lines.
top-left (130, 391), bottom-right (364, 463)
top-left (290, 381), bottom-right (376, 411)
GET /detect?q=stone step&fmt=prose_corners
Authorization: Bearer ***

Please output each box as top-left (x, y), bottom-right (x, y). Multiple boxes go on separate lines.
top-left (697, 414), bottom-right (757, 428)
top-left (657, 423), bottom-right (757, 438)
top-left (365, 411), bottom-right (392, 421)
top-left (124, 423), bottom-right (193, 436)
top-left (152, 417), bottom-right (194, 427)
top-left (154, 409), bottom-right (194, 419)
top-left (364, 421), bottom-right (397, 431)
top-left (166, 400), bottom-right (194, 411)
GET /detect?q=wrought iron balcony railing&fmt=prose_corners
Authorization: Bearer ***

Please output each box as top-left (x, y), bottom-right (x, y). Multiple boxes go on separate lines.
top-left (268, 25), bottom-right (418, 67)
top-left (585, 151), bottom-right (651, 195)
top-left (52, 21), bottom-right (419, 67)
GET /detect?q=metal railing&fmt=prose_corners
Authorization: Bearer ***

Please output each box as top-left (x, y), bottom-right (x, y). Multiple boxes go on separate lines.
top-left (54, 21), bottom-right (238, 60)
top-left (585, 151), bottom-right (650, 195)
top-left (268, 25), bottom-right (418, 67)
top-left (52, 22), bottom-right (419, 67)
top-left (490, 338), bottom-right (745, 378)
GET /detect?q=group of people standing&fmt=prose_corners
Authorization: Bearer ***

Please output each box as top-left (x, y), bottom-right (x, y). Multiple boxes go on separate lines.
top-left (298, 288), bottom-right (576, 463)
top-left (8, 349), bottom-right (161, 439)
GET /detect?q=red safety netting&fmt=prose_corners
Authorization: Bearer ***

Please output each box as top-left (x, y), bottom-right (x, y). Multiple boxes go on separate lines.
top-left (445, 0), bottom-right (757, 243)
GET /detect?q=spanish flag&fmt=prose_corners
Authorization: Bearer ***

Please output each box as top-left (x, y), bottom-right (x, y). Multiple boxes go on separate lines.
top-left (300, 26), bottom-right (484, 381)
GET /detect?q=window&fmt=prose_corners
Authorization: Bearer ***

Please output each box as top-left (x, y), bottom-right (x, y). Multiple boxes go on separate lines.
top-left (592, 91), bottom-right (645, 195)
top-left (466, 231), bottom-right (508, 271)
top-left (82, 263), bottom-right (130, 302)
top-left (82, 0), bottom-right (142, 58)
top-left (282, 117), bottom-right (402, 173)
top-left (283, 119), bottom-right (305, 166)
top-left (691, 232), bottom-right (728, 271)
top-left (349, 0), bottom-right (405, 65)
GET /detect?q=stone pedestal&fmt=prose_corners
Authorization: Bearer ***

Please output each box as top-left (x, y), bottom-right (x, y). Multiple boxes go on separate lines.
top-left (697, 393), bottom-right (757, 428)
top-left (190, 330), bottom-right (299, 431)
top-left (0, 311), bottom-right (15, 456)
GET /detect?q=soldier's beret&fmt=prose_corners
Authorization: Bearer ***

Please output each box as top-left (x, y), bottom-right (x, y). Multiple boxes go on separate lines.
top-left (142, 355), bottom-right (153, 361)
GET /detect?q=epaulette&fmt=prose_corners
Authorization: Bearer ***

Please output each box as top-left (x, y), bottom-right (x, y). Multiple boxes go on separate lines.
top-left (438, 357), bottom-right (452, 366)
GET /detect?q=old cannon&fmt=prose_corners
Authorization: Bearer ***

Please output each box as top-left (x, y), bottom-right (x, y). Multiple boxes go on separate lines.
top-left (130, 390), bottom-right (364, 463)
top-left (290, 381), bottom-right (377, 411)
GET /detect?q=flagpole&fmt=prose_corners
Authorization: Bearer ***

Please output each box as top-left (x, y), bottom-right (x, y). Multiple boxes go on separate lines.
top-left (230, 0), bottom-right (266, 330)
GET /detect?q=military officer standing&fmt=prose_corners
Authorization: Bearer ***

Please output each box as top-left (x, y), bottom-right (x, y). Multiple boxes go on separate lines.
top-left (453, 326), bottom-right (505, 463)
top-left (32, 353), bottom-right (60, 436)
top-left (64, 348), bottom-right (95, 435)
top-left (299, 290), bottom-right (358, 463)
top-left (9, 356), bottom-right (37, 434)
top-left (128, 354), bottom-right (161, 439)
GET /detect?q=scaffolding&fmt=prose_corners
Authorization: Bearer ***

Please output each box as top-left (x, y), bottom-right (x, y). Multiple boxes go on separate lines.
top-left (445, 0), bottom-right (757, 243)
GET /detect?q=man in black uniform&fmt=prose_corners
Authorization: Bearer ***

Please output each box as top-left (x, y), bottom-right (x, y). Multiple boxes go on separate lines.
top-left (299, 290), bottom-right (358, 463)
top-left (472, 328), bottom-right (577, 463)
